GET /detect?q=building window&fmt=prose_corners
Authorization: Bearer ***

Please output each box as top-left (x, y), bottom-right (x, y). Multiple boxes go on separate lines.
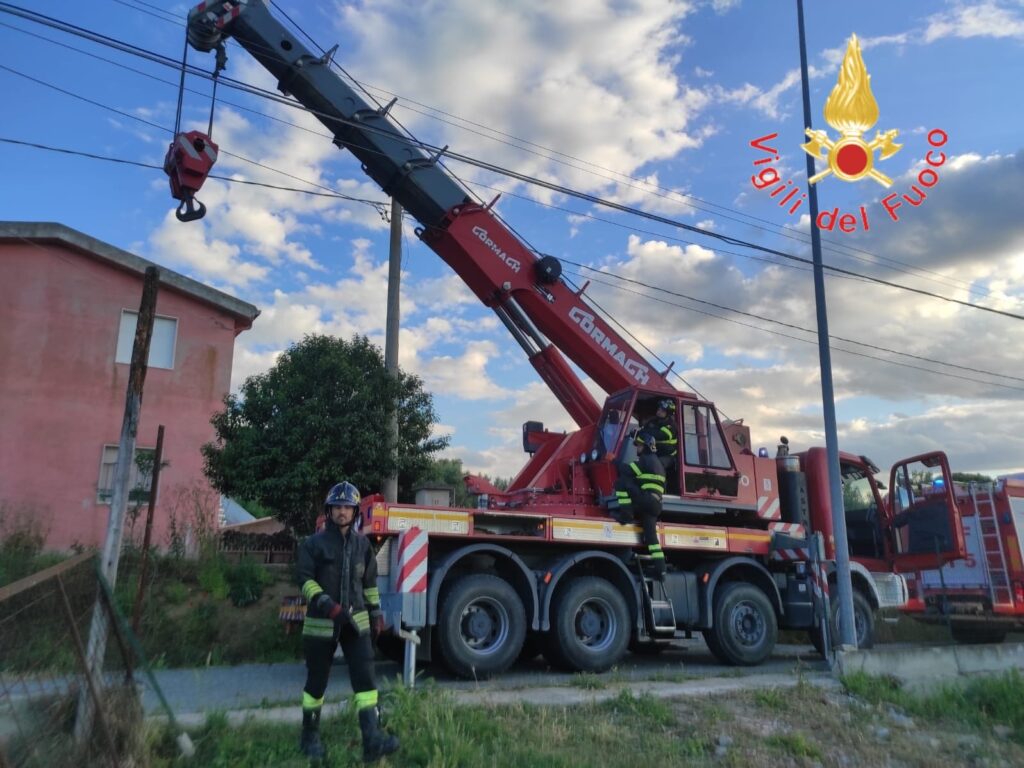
top-left (97, 445), bottom-right (157, 505)
top-left (116, 310), bottom-right (177, 369)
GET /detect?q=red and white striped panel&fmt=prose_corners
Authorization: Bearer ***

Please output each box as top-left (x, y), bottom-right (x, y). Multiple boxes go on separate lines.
top-left (215, 3), bottom-right (245, 28)
top-left (756, 494), bottom-right (781, 520)
top-left (769, 521), bottom-right (806, 538)
top-left (770, 548), bottom-right (810, 561)
top-left (810, 562), bottom-right (830, 601)
top-left (395, 527), bottom-right (428, 594)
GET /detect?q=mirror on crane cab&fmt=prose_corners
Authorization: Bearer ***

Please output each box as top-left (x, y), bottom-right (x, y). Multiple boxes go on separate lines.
top-left (887, 451), bottom-right (967, 571)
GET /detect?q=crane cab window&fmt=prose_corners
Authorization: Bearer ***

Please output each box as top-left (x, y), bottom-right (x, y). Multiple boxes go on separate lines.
top-left (596, 393), bottom-right (636, 458)
top-left (681, 404), bottom-right (731, 469)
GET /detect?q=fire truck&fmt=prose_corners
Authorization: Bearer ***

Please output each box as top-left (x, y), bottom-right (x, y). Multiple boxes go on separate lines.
top-left (173, 1), bottom-right (969, 677)
top-left (899, 475), bottom-right (1024, 643)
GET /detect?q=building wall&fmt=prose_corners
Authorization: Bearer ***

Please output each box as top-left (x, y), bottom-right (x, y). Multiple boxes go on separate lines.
top-left (0, 239), bottom-right (248, 550)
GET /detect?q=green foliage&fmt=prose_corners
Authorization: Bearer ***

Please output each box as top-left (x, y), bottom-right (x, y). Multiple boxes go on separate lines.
top-left (951, 472), bottom-right (994, 484)
top-left (162, 581), bottom-right (189, 605)
top-left (411, 457), bottom-right (513, 508)
top-left (198, 553), bottom-right (229, 600)
top-left (202, 334), bottom-right (448, 534)
top-left (225, 557), bottom-right (272, 607)
top-left (0, 500), bottom-right (57, 587)
top-left (766, 732), bottom-right (823, 759)
top-left (842, 670), bottom-right (1024, 742)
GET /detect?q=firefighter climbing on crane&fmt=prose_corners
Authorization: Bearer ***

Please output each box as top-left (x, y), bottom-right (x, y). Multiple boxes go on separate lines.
top-left (612, 432), bottom-right (667, 580)
top-left (297, 481), bottom-right (399, 763)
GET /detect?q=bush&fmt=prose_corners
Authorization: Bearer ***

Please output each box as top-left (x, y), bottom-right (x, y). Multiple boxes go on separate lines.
top-left (198, 554), bottom-right (229, 600)
top-left (162, 581), bottom-right (189, 605)
top-left (225, 557), bottom-right (272, 607)
top-left (0, 500), bottom-right (52, 587)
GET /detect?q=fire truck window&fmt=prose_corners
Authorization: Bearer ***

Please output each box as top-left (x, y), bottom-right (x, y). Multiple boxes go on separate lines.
top-left (842, 466), bottom-right (881, 558)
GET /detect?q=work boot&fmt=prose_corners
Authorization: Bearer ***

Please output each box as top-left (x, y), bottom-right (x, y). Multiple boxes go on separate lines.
top-left (300, 707), bottom-right (326, 760)
top-left (358, 706), bottom-right (399, 764)
top-left (611, 507), bottom-right (634, 525)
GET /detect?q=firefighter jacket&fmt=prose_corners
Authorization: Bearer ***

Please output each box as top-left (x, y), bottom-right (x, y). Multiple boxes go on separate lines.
top-left (644, 415), bottom-right (678, 458)
top-left (298, 519), bottom-right (381, 640)
top-left (614, 452), bottom-right (666, 509)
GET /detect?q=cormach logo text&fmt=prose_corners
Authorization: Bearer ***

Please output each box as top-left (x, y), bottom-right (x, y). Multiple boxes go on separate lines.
top-left (471, 226), bottom-right (521, 273)
top-left (569, 307), bottom-right (650, 385)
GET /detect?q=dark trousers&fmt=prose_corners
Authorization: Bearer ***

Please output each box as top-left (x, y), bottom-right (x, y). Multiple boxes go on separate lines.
top-left (636, 493), bottom-right (662, 550)
top-left (303, 625), bottom-right (377, 703)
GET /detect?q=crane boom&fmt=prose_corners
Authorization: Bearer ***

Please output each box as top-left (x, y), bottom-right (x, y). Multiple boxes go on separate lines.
top-left (185, 0), bottom-right (682, 426)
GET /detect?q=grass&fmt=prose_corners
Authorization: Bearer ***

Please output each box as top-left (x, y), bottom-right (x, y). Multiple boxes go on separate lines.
top-left (139, 675), bottom-right (1024, 768)
top-left (842, 669), bottom-right (1024, 743)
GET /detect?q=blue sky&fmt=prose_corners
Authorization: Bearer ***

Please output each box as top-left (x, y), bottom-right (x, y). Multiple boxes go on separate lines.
top-left (3, 0), bottom-right (1023, 480)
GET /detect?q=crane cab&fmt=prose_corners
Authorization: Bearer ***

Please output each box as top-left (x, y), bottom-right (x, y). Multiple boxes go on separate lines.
top-left (587, 389), bottom-right (780, 522)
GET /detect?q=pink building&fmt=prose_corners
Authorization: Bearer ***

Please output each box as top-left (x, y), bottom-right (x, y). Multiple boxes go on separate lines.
top-left (0, 222), bottom-right (259, 551)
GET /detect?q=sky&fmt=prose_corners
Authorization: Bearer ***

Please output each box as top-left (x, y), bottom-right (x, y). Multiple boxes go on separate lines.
top-left (2, 0), bottom-right (1023, 484)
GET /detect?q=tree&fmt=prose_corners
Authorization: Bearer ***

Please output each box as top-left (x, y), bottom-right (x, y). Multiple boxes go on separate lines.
top-left (951, 472), bottom-right (993, 484)
top-left (203, 334), bottom-right (447, 533)
top-left (410, 458), bottom-right (513, 509)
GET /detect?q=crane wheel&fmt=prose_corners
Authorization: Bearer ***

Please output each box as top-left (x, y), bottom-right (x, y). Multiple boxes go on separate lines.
top-left (436, 574), bottom-right (525, 679)
top-left (703, 582), bottom-right (777, 666)
top-left (547, 577), bottom-right (629, 673)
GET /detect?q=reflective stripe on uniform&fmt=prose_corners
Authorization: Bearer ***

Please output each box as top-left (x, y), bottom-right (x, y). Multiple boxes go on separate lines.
top-left (302, 616), bottom-right (335, 639)
top-left (352, 610), bottom-right (370, 632)
top-left (302, 691), bottom-right (325, 710)
top-left (648, 544), bottom-right (665, 560)
top-left (354, 689), bottom-right (378, 711)
top-left (363, 587), bottom-right (380, 605)
top-left (302, 579), bottom-right (323, 602)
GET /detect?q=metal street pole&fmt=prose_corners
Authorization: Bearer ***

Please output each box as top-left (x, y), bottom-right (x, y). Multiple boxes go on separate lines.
top-left (383, 198), bottom-right (402, 503)
top-left (796, 0), bottom-right (857, 649)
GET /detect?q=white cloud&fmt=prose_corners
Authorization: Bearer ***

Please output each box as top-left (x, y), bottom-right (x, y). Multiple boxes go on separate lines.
top-left (923, 2), bottom-right (1024, 42)
top-left (335, 0), bottom-right (706, 199)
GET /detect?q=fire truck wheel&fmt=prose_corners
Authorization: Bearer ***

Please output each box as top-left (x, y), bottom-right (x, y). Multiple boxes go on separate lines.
top-left (436, 574), bottom-right (526, 679)
top-left (811, 589), bottom-right (875, 654)
top-left (548, 577), bottom-right (630, 673)
top-left (704, 582), bottom-right (778, 666)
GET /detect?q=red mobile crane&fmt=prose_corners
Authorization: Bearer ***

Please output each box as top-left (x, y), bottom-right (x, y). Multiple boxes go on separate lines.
top-left (174, 0), bottom-right (969, 676)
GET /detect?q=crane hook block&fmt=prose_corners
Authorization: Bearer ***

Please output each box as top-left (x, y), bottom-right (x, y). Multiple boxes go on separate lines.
top-left (163, 130), bottom-right (219, 222)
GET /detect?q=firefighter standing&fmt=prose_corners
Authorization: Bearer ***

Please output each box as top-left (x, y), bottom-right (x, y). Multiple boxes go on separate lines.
top-left (612, 432), bottom-right (667, 579)
top-left (297, 481), bottom-right (399, 763)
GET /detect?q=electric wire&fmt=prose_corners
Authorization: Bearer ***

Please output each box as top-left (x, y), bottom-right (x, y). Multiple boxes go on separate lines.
top-left (262, 0), bottom-right (991, 303)
top-left (566, 270), bottom-right (1024, 393)
top-left (2, 2), bottom-right (1022, 322)
top-left (0, 136), bottom-right (389, 208)
top-left (561, 260), bottom-right (1024, 385)
top-left (3, 43), bottom-right (1021, 390)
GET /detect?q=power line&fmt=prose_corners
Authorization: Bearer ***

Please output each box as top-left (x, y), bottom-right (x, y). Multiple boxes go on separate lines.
top-left (567, 270), bottom-right (1024, 393)
top-left (2, 2), bottom-right (1021, 322)
top-left (0, 136), bottom-right (389, 209)
top-left (262, 0), bottom-right (992, 304)
top-left (562, 260), bottom-right (1024, 386)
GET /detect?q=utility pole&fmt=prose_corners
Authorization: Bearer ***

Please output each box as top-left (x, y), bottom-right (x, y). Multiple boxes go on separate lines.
top-left (132, 423), bottom-right (165, 635)
top-left (383, 198), bottom-right (402, 503)
top-left (75, 266), bottom-right (160, 741)
top-left (796, 0), bottom-right (857, 650)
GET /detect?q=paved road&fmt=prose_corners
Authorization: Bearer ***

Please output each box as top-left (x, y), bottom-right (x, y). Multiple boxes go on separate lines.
top-left (143, 638), bottom-right (829, 715)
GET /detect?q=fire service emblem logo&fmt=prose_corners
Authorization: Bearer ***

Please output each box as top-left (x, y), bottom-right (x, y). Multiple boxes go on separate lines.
top-left (747, 33), bottom-right (949, 233)
top-left (801, 34), bottom-right (901, 187)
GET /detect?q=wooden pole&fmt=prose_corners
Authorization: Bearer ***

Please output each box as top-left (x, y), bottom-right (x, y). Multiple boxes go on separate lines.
top-left (75, 266), bottom-right (159, 743)
top-left (132, 423), bottom-right (165, 635)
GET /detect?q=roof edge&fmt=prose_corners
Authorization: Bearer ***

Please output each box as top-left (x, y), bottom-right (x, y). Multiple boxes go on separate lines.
top-left (0, 221), bottom-right (260, 325)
